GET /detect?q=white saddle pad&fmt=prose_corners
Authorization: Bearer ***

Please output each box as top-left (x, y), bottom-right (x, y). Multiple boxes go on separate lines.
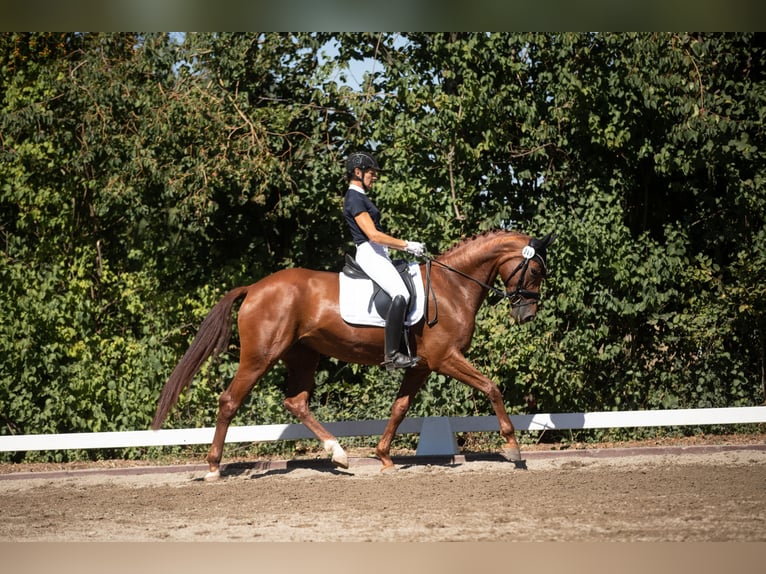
top-left (338, 263), bottom-right (425, 327)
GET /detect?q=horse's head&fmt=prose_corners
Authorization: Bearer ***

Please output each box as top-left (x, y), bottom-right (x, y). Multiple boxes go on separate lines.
top-left (500, 233), bottom-right (556, 324)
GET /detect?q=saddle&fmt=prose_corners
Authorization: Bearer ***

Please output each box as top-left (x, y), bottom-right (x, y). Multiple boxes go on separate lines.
top-left (342, 254), bottom-right (417, 318)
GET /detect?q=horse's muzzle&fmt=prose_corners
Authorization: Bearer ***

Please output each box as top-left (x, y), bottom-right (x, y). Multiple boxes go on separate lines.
top-left (510, 303), bottom-right (537, 324)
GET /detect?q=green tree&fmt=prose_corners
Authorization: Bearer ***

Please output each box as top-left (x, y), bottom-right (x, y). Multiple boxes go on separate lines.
top-left (2, 33), bottom-right (764, 462)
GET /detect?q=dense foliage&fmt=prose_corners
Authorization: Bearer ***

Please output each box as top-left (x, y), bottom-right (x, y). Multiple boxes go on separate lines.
top-left (2, 33), bottom-right (764, 461)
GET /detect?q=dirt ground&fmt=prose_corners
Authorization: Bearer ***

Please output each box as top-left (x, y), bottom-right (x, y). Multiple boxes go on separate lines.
top-left (1, 440), bottom-right (765, 542)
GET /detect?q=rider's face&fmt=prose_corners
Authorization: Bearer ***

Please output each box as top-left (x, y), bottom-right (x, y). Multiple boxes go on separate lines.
top-left (362, 169), bottom-right (378, 188)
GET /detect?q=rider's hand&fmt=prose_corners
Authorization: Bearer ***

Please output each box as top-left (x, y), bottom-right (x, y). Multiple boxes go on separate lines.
top-left (405, 241), bottom-right (426, 257)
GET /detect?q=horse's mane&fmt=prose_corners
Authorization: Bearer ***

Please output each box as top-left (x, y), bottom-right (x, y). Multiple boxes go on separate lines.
top-left (436, 229), bottom-right (527, 263)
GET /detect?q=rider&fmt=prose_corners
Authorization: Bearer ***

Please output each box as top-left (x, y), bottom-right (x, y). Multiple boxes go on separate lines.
top-left (342, 151), bottom-right (426, 370)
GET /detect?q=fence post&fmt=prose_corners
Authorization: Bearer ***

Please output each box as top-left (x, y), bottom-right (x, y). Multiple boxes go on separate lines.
top-left (415, 416), bottom-right (459, 456)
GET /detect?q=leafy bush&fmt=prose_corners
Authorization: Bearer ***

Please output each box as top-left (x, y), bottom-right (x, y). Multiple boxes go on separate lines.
top-left (1, 33), bottom-right (763, 462)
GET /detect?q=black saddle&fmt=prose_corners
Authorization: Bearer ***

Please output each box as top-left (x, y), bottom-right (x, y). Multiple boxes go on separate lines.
top-left (342, 254), bottom-right (417, 318)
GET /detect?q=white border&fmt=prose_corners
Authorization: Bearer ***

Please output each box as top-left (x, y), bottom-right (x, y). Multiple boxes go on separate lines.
top-left (1, 407), bottom-right (764, 453)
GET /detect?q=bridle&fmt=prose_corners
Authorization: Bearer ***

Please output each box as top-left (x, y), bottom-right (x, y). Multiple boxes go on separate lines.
top-left (423, 241), bottom-right (548, 327)
top-left (502, 244), bottom-right (548, 306)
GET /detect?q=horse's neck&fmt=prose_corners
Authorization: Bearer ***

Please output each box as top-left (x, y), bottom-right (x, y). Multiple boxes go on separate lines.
top-left (439, 252), bottom-right (497, 286)
top-left (440, 234), bottom-right (520, 280)
top-left (435, 233), bottom-right (522, 303)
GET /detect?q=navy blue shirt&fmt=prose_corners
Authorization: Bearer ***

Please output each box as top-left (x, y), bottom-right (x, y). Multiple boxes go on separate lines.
top-left (343, 186), bottom-right (385, 245)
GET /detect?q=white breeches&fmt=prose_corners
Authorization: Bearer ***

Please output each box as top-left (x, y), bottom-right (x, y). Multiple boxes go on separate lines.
top-left (355, 241), bottom-right (410, 302)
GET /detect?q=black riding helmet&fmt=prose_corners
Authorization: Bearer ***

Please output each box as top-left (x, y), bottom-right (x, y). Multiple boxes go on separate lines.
top-left (345, 152), bottom-right (383, 179)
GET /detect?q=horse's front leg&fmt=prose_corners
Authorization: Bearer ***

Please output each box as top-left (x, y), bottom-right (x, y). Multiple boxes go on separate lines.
top-left (375, 368), bottom-right (430, 470)
top-left (437, 351), bottom-right (521, 461)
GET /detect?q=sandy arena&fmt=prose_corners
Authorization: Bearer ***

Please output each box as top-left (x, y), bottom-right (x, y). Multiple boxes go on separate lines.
top-left (1, 444), bottom-right (765, 542)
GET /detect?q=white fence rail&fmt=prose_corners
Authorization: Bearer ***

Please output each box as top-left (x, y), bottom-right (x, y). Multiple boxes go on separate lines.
top-left (1, 406), bottom-right (764, 456)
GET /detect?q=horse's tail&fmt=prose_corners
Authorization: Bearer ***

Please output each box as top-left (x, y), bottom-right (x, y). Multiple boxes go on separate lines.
top-left (151, 286), bottom-right (250, 430)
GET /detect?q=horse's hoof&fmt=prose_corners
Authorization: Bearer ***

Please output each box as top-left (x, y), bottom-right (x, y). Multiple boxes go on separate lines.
top-left (325, 439), bottom-right (349, 469)
top-left (501, 446), bottom-right (522, 462)
top-left (380, 463), bottom-right (397, 473)
top-left (204, 469), bottom-right (221, 481)
top-left (332, 453), bottom-right (349, 469)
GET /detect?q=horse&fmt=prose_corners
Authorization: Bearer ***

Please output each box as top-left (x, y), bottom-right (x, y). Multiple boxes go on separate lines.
top-left (151, 230), bottom-right (555, 480)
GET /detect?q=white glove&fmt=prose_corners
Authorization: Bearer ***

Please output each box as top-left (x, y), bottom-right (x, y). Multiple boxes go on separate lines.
top-left (404, 241), bottom-right (426, 257)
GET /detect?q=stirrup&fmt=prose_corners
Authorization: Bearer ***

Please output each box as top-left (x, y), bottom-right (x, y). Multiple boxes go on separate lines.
top-left (382, 352), bottom-right (420, 371)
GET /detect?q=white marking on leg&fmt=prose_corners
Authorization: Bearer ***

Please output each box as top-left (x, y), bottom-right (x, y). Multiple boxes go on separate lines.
top-left (324, 439), bottom-right (349, 469)
top-left (204, 469), bottom-right (221, 481)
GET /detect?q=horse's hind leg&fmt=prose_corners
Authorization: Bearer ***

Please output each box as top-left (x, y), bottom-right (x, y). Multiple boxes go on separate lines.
top-left (282, 344), bottom-right (349, 469)
top-left (205, 359), bottom-right (275, 481)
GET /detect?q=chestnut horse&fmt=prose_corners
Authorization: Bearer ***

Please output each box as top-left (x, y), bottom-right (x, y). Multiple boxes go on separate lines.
top-left (151, 230), bottom-right (554, 480)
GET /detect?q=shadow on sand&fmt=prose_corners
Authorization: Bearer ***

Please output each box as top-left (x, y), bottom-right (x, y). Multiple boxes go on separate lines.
top-left (191, 452), bottom-right (527, 481)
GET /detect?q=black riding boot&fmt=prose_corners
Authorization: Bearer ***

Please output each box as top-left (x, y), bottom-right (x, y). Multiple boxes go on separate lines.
top-left (382, 295), bottom-right (420, 370)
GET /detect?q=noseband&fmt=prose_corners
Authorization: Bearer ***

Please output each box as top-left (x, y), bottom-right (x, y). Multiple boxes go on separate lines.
top-left (424, 240), bottom-right (547, 327)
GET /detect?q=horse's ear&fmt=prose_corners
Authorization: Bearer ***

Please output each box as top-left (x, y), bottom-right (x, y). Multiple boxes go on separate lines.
top-left (541, 232), bottom-right (557, 248)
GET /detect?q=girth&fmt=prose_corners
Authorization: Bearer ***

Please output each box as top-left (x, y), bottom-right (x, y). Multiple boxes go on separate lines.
top-left (342, 254), bottom-right (417, 318)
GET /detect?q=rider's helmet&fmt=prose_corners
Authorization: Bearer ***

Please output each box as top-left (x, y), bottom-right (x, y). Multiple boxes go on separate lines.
top-left (345, 152), bottom-right (382, 179)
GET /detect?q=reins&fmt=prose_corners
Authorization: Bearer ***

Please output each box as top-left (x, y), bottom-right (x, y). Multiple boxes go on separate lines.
top-left (423, 244), bottom-right (546, 328)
